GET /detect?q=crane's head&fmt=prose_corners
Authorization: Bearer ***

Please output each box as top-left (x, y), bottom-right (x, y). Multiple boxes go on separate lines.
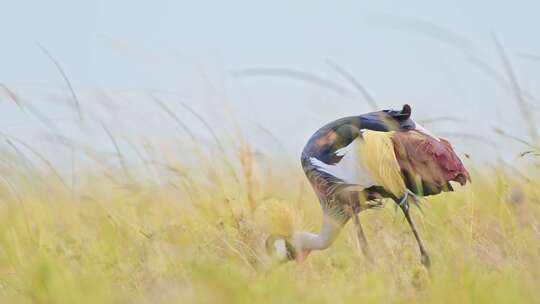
top-left (255, 199), bottom-right (306, 263)
top-left (265, 234), bottom-right (311, 263)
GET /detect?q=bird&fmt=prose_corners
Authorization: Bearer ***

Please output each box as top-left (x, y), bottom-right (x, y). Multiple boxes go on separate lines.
top-left (266, 104), bottom-right (470, 267)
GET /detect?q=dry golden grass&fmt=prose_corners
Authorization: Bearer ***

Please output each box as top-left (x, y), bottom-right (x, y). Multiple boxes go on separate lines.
top-left (0, 137), bottom-right (538, 304)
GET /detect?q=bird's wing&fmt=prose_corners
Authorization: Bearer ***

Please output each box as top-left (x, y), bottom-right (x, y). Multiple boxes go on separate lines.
top-left (392, 131), bottom-right (470, 196)
top-left (357, 130), bottom-right (407, 197)
top-left (309, 137), bottom-right (376, 188)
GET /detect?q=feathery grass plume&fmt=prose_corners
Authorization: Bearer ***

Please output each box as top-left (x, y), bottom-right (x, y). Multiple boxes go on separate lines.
top-left (358, 130), bottom-right (406, 197)
top-left (254, 199), bottom-right (300, 237)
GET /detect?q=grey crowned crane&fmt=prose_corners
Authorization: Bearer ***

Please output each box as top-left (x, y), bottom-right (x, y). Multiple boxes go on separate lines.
top-left (267, 104), bottom-right (470, 267)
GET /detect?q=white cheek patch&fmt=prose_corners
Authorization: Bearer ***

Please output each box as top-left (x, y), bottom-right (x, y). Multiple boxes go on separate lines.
top-left (309, 137), bottom-right (375, 188)
top-left (274, 239), bottom-right (288, 261)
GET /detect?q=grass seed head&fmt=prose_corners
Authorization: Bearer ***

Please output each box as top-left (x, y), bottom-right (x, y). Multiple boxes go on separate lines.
top-left (254, 199), bottom-right (300, 238)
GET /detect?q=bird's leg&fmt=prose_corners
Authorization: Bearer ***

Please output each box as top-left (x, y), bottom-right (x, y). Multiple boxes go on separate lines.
top-left (398, 193), bottom-right (431, 268)
top-left (345, 203), bottom-right (373, 263)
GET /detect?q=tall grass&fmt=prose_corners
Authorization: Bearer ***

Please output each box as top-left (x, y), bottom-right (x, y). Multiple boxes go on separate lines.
top-left (0, 126), bottom-right (538, 303)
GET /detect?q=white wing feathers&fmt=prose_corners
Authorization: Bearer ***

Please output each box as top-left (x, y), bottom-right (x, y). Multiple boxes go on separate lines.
top-left (309, 137), bottom-right (376, 188)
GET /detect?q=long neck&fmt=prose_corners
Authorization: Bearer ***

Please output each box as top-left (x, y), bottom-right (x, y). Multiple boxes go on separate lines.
top-left (293, 215), bottom-right (342, 250)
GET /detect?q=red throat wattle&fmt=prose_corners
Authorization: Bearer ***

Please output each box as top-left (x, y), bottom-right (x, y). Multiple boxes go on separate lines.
top-left (296, 250), bottom-right (312, 263)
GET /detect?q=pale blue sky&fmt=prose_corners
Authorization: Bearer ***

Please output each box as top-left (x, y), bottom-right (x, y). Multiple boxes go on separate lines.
top-left (1, 0), bottom-right (539, 164)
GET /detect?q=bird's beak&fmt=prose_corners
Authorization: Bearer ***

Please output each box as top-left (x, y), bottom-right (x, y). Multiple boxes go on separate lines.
top-left (295, 249), bottom-right (312, 263)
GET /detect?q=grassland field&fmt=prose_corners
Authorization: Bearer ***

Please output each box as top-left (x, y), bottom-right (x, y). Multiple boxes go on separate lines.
top-left (0, 130), bottom-right (539, 304)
